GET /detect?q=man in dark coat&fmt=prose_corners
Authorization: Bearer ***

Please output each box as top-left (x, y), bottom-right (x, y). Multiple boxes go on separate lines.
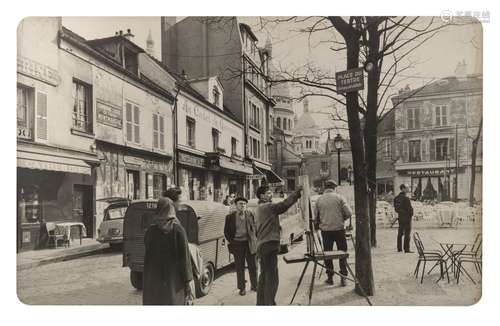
top-left (254, 185), bottom-right (302, 305)
top-left (394, 184), bottom-right (414, 253)
top-left (143, 197), bottom-right (193, 305)
top-left (224, 197), bottom-right (258, 296)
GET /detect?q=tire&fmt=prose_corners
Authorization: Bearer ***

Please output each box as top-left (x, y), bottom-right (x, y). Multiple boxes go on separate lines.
top-left (195, 262), bottom-right (215, 298)
top-left (130, 270), bottom-right (143, 290)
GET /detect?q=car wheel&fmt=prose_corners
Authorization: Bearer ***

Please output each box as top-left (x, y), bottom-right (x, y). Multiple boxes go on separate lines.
top-left (195, 262), bottom-right (214, 298)
top-left (130, 271), bottom-right (143, 290)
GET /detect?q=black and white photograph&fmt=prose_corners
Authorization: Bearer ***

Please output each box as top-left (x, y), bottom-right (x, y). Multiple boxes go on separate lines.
top-left (10, 2), bottom-right (495, 316)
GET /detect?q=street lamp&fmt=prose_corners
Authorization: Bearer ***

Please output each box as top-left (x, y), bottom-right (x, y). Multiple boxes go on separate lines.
top-left (333, 134), bottom-right (343, 185)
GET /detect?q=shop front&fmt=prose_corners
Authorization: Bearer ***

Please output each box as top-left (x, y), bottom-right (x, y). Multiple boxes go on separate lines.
top-left (245, 161), bottom-right (284, 198)
top-left (207, 152), bottom-right (253, 200)
top-left (95, 141), bottom-right (173, 227)
top-left (177, 149), bottom-right (209, 201)
top-left (17, 142), bottom-right (98, 252)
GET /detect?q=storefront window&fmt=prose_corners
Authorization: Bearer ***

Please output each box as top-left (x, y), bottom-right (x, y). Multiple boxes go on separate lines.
top-left (153, 173), bottom-right (166, 199)
top-left (127, 170), bottom-right (140, 199)
top-left (18, 186), bottom-right (40, 223)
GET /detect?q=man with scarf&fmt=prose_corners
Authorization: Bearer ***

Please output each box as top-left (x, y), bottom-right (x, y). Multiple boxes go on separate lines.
top-left (254, 185), bottom-right (302, 305)
top-left (224, 196), bottom-right (258, 296)
top-left (142, 197), bottom-right (193, 305)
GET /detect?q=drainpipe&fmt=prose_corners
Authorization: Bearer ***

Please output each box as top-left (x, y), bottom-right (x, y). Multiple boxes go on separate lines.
top-left (172, 87), bottom-right (181, 186)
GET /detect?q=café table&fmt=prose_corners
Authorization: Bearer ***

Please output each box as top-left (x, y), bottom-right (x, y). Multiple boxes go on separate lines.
top-left (55, 222), bottom-right (87, 246)
top-left (432, 237), bottom-right (469, 283)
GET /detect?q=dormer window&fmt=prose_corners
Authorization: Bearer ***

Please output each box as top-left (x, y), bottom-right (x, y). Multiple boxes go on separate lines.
top-left (213, 86), bottom-right (220, 107)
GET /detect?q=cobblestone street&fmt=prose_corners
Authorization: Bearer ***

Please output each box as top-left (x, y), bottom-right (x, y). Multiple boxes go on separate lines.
top-left (18, 223), bottom-right (481, 306)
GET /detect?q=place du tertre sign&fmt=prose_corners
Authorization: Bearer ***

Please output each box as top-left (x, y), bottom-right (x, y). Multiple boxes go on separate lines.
top-left (335, 67), bottom-right (364, 93)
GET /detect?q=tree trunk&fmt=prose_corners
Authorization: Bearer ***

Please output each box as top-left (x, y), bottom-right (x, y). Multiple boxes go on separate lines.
top-left (364, 18), bottom-right (381, 248)
top-left (469, 119), bottom-right (482, 207)
top-left (345, 35), bottom-right (375, 297)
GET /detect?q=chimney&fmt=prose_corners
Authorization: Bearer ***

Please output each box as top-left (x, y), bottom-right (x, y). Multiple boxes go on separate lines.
top-left (123, 28), bottom-right (134, 40)
top-left (455, 60), bottom-right (467, 81)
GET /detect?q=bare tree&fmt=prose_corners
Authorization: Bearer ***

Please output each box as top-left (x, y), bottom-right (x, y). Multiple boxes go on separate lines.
top-left (469, 118), bottom-right (482, 207)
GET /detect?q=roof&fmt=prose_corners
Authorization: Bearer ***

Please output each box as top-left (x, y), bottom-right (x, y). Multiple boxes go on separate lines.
top-left (292, 112), bottom-right (320, 137)
top-left (59, 27), bottom-right (174, 103)
top-left (392, 75), bottom-right (482, 103)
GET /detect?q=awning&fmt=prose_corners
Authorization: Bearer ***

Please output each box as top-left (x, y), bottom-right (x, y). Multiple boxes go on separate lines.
top-left (253, 166), bottom-right (284, 185)
top-left (17, 146), bottom-right (97, 175)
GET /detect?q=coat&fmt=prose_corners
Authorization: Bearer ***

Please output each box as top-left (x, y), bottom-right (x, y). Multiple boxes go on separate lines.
top-left (314, 189), bottom-right (352, 231)
top-left (142, 221), bottom-right (193, 305)
top-left (224, 210), bottom-right (258, 254)
top-left (393, 192), bottom-right (414, 224)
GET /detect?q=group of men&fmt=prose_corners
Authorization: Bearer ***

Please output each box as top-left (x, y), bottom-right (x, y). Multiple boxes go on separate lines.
top-left (224, 179), bottom-right (355, 305)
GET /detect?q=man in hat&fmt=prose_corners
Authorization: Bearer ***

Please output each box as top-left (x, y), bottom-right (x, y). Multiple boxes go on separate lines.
top-left (314, 179), bottom-right (352, 286)
top-left (393, 184), bottom-right (414, 253)
top-left (224, 196), bottom-right (258, 296)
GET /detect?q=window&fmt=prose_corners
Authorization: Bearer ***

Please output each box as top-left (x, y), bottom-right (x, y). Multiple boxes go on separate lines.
top-left (321, 161), bottom-right (329, 171)
top-left (277, 117), bottom-right (281, 129)
top-left (408, 140), bottom-right (421, 162)
top-left (250, 137), bottom-right (260, 159)
top-left (152, 113), bottom-right (165, 150)
top-left (212, 128), bottom-right (220, 152)
top-left (17, 85), bottom-right (34, 140)
top-left (72, 80), bottom-right (93, 133)
top-left (231, 137), bottom-right (238, 156)
top-left (283, 118), bottom-right (287, 130)
top-left (212, 87), bottom-right (220, 107)
top-left (306, 140), bottom-right (312, 149)
top-left (288, 119), bottom-right (292, 130)
top-left (186, 117), bottom-right (196, 147)
top-left (407, 107), bottom-right (420, 130)
top-left (153, 173), bottom-right (166, 199)
top-left (435, 105), bottom-right (448, 126)
top-left (384, 138), bottom-right (392, 158)
top-left (430, 138), bottom-right (455, 161)
top-left (249, 103), bottom-right (260, 129)
top-left (126, 102), bottom-right (140, 143)
top-left (127, 170), bottom-right (140, 199)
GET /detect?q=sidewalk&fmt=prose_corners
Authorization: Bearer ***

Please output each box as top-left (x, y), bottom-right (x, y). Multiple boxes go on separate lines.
top-left (17, 239), bottom-right (110, 271)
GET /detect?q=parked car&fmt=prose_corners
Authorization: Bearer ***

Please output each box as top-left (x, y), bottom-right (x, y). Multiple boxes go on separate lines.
top-left (96, 197), bottom-right (130, 249)
top-left (122, 200), bottom-right (232, 298)
top-left (247, 197), bottom-right (305, 253)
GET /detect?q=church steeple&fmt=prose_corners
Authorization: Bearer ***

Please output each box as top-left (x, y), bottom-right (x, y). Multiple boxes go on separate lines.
top-left (146, 29), bottom-right (155, 57)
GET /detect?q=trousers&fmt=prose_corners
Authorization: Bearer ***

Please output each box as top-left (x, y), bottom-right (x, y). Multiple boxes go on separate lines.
top-left (256, 241), bottom-right (280, 305)
top-left (397, 220), bottom-right (412, 252)
top-left (231, 240), bottom-right (257, 290)
top-left (321, 230), bottom-right (348, 278)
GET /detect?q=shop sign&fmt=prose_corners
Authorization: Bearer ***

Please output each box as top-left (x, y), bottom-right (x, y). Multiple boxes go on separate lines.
top-left (96, 101), bottom-right (123, 129)
top-left (246, 174), bottom-right (264, 180)
top-left (336, 67), bottom-right (364, 93)
top-left (17, 126), bottom-right (32, 140)
top-left (219, 156), bottom-right (253, 174)
top-left (17, 55), bottom-right (60, 86)
top-left (123, 156), bottom-right (143, 166)
top-left (401, 167), bottom-right (461, 177)
top-left (179, 152), bottom-right (206, 169)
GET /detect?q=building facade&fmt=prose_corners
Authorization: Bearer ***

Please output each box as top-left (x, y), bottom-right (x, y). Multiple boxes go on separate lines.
top-left (161, 17), bottom-right (281, 198)
top-left (392, 69), bottom-right (482, 202)
top-left (292, 99), bottom-right (321, 155)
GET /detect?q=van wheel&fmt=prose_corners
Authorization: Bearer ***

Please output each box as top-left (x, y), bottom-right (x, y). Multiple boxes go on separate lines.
top-left (280, 243), bottom-right (289, 254)
top-left (130, 271), bottom-right (143, 290)
top-left (195, 262), bottom-right (214, 298)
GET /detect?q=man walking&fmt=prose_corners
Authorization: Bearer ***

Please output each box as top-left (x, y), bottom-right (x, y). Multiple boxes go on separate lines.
top-left (314, 180), bottom-right (352, 286)
top-left (394, 184), bottom-right (414, 253)
top-left (224, 197), bottom-right (258, 296)
top-left (254, 185), bottom-right (302, 305)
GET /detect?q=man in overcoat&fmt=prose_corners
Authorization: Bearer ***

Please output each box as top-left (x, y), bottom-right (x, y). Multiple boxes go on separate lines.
top-left (393, 184), bottom-right (414, 253)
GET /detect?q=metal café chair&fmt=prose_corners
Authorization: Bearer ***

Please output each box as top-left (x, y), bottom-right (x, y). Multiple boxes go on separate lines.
top-left (413, 233), bottom-right (449, 284)
top-left (456, 252), bottom-right (482, 284)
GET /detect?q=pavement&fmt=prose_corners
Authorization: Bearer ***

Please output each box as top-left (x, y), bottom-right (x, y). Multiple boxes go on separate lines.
top-left (16, 239), bottom-right (110, 271)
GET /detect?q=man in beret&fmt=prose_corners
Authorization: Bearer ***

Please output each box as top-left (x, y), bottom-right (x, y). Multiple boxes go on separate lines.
top-left (314, 180), bottom-right (352, 286)
top-left (224, 196), bottom-right (258, 296)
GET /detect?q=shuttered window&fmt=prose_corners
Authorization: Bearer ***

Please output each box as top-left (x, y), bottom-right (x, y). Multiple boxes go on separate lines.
top-left (36, 92), bottom-right (48, 140)
top-left (152, 113), bottom-right (165, 150)
top-left (125, 102), bottom-right (140, 144)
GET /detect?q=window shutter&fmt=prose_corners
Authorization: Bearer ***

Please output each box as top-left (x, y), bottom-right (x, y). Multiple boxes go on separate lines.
top-left (402, 141), bottom-right (409, 163)
top-left (126, 103), bottom-right (132, 141)
top-left (36, 92), bottom-right (48, 140)
top-left (415, 108), bottom-right (420, 129)
top-left (449, 137), bottom-right (455, 159)
top-left (434, 106), bottom-right (439, 126)
top-left (443, 106), bottom-right (448, 126)
top-left (152, 114), bottom-right (158, 149)
top-left (403, 109), bottom-right (407, 129)
top-left (429, 139), bottom-right (436, 161)
top-left (159, 115), bottom-right (164, 150)
top-left (422, 138), bottom-right (428, 161)
top-left (133, 106), bottom-right (140, 143)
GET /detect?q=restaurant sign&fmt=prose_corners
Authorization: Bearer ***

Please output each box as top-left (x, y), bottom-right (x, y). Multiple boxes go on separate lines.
top-left (335, 67), bottom-right (364, 93)
top-left (179, 152), bottom-right (206, 169)
top-left (401, 167), bottom-right (463, 177)
top-left (97, 101), bottom-right (123, 129)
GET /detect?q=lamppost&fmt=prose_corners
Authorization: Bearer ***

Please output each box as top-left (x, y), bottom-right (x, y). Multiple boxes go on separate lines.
top-left (333, 134), bottom-right (343, 185)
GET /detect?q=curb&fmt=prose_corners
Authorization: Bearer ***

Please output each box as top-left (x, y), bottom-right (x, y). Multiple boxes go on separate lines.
top-left (17, 245), bottom-right (111, 271)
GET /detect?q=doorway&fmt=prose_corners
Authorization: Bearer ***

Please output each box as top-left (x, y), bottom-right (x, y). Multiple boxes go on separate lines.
top-left (73, 185), bottom-right (94, 238)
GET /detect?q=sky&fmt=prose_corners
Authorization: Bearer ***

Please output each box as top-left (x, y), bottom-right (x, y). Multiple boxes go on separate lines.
top-left (62, 16), bottom-right (482, 140)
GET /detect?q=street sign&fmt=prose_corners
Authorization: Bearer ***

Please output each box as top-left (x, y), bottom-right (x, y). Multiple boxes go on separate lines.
top-left (336, 67), bottom-right (364, 93)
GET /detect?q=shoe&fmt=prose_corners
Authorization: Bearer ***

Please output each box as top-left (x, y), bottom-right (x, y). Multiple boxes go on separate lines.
top-left (239, 289), bottom-right (246, 296)
top-left (405, 250), bottom-right (414, 253)
top-left (340, 277), bottom-right (347, 287)
top-left (397, 249), bottom-right (402, 252)
top-left (251, 286), bottom-right (257, 292)
top-left (325, 278), bottom-right (334, 285)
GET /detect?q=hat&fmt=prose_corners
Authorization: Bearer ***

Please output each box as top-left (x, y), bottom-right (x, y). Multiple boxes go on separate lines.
top-left (325, 180), bottom-right (338, 188)
top-left (233, 197), bottom-right (248, 204)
